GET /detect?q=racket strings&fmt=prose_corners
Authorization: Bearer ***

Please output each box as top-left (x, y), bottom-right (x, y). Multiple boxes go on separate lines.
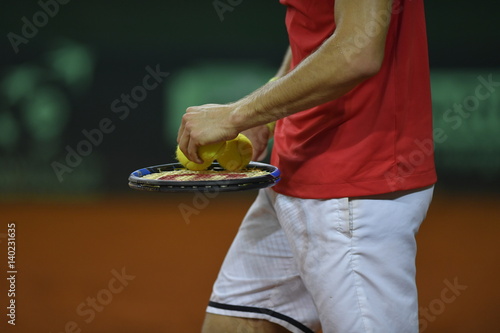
top-left (142, 168), bottom-right (270, 182)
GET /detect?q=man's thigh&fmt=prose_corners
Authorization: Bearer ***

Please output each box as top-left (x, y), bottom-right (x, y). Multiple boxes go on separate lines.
top-left (202, 313), bottom-right (291, 333)
top-left (273, 186), bottom-right (434, 333)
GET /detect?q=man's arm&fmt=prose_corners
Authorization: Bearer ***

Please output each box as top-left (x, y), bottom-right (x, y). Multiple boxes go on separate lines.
top-left (178, 0), bottom-right (393, 163)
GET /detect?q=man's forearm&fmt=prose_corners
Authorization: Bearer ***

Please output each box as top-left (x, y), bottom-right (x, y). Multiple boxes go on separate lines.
top-left (229, 0), bottom-right (392, 133)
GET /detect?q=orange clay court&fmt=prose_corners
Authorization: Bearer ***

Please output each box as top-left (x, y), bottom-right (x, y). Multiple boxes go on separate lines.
top-left (0, 189), bottom-right (499, 333)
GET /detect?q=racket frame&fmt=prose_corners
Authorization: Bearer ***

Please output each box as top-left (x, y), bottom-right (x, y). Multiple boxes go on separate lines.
top-left (128, 162), bottom-right (280, 193)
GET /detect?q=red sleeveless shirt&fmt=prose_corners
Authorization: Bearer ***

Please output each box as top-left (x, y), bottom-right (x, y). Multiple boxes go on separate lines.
top-left (271, 0), bottom-right (437, 198)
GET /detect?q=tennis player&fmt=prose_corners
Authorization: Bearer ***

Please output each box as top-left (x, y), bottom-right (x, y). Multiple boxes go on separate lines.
top-left (177, 0), bottom-right (437, 332)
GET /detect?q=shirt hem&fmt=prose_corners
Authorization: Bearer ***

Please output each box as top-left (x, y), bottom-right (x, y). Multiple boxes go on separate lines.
top-left (272, 170), bottom-right (437, 199)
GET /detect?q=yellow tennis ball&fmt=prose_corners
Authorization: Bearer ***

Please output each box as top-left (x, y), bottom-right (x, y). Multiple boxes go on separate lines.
top-left (217, 134), bottom-right (253, 171)
top-left (199, 141), bottom-right (226, 161)
top-left (175, 141), bottom-right (226, 171)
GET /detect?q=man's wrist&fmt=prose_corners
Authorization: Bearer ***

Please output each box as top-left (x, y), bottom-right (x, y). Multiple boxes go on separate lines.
top-left (228, 76), bottom-right (281, 134)
top-left (228, 100), bottom-right (251, 133)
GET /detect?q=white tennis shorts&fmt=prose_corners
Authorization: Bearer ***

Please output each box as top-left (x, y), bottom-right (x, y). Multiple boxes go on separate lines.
top-left (207, 186), bottom-right (434, 333)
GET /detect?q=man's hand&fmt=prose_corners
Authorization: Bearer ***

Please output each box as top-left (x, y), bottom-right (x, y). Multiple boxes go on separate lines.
top-left (242, 125), bottom-right (273, 161)
top-left (176, 103), bottom-right (239, 163)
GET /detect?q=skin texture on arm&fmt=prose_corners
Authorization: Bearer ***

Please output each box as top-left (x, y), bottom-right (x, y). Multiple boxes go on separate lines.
top-left (177, 0), bottom-right (393, 163)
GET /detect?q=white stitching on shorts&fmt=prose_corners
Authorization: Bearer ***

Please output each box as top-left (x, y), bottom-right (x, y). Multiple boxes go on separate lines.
top-left (348, 199), bottom-right (370, 333)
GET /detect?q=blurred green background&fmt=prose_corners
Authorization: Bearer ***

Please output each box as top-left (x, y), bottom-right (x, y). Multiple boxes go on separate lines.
top-left (0, 0), bottom-right (499, 195)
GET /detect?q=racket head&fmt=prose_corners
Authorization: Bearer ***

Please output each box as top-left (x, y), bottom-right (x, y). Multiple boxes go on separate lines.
top-left (128, 162), bottom-right (280, 193)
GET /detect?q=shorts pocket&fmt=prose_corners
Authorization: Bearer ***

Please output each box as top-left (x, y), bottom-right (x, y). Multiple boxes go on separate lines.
top-left (335, 197), bottom-right (353, 239)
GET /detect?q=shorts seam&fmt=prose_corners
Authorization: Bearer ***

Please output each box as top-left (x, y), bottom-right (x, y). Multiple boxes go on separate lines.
top-left (348, 202), bottom-right (369, 333)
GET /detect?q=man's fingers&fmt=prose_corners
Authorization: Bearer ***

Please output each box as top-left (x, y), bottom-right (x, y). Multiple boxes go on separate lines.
top-left (254, 147), bottom-right (268, 161)
top-left (179, 134), bottom-right (202, 164)
top-left (177, 112), bottom-right (200, 163)
top-left (177, 124), bottom-right (191, 159)
top-left (244, 125), bottom-right (271, 161)
top-left (177, 124), bottom-right (184, 144)
top-left (187, 136), bottom-right (202, 164)
top-left (177, 112), bottom-right (191, 143)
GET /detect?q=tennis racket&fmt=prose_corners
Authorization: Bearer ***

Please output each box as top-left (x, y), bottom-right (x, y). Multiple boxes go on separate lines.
top-left (128, 162), bottom-right (280, 193)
